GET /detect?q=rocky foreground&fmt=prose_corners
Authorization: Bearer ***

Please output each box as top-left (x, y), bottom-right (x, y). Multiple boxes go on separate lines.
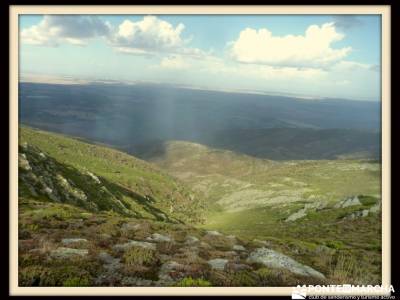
top-left (19, 197), bottom-right (328, 287)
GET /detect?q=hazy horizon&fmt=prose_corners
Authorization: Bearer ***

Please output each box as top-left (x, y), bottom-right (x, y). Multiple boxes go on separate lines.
top-left (20, 14), bottom-right (381, 101)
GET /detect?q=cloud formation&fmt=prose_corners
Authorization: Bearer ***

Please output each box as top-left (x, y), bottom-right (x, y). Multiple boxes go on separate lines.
top-left (21, 15), bottom-right (110, 46)
top-left (229, 22), bottom-right (351, 68)
top-left (22, 15), bottom-right (208, 58)
top-left (109, 17), bottom-right (185, 53)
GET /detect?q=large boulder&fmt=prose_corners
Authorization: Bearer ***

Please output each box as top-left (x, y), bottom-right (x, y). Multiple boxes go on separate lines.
top-left (207, 258), bottom-right (229, 271)
top-left (246, 247), bottom-right (325, 279)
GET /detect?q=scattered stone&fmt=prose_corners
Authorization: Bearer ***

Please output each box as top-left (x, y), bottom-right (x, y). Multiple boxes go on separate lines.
top-left (50, 247), bottom-right (88, 259)
top-left (199, 241), bottom-right (212, 249)
top-left (113, 240), bottom-right (156, 251)
top-left (286, 201), bottom-right (327, 222)
top-left (233, 244), bottom-right (246, 252)
top-left (146, 233), bottom-right (173, 243)
top-left (226, 235), bottom-right (236, 241)
top-left (185, 236), bottom-right (200, 245)
top-left (121, 222), bottom-right (141, 231)
top-left (285, 208), bottom-right (307, 222)
top-left (87, 171), bottom-right (101, 184)
top-left (334, 196), bottom-right (362, 208)
top-left (246, 247), bottom-right (325, 279)
top-left (206, 230), bottom-right (222, 236)
top-left (253, 239), bottom-right (269, 246)
top-left (369, 202), bottom-right (381, 213)
top-left (226, 262), bottom-right (252, 272)
top-left (62, 238), bottom-right (88, 245)
top-left (98, 251), bottom-right (120, 265)
top-left (345, 209), bottom-right (370, 220)
top-left (208, 258), bottom-right (229, 270)
top-left (158, 261), bottom-right (185, 282)
top-left (38, 152), bottom-right (46, 159)
top-left (19, 153), bottom-right (31, 171)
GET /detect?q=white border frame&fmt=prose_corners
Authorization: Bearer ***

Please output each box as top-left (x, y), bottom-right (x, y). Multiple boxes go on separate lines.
top-left (9, 5), bottom-right (391, 296)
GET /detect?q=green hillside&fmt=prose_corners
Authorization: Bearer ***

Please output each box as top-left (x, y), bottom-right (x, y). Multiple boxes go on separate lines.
top-left (17, 127), bottom-right (382, 287)
top-left (145, 140), bottom-right (382, 285)
top-left (19, 126), bottom-right (205, 224)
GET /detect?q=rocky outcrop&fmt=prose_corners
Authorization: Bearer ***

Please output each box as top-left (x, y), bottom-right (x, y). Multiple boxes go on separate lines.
top-left (62, 238), bottom-right (88, 245)
top-left (285, 201), bottom-right (327, 222)
top-left (246, 247), bottom-right (325, 279)
top-left (208, 258), bottom-right (229, 270)
top-left (50, 247), bottom-right (89, 259)
top-left (146, 233), bottom-right (173, 243)
top-left (113, 240), bottom-right (156, 251)
top-left (334, 196), bottom-right (361, 208)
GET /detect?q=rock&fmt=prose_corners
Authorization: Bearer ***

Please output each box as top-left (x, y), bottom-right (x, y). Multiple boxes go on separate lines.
top-left (335, 196), bottom-right (362, 208)
top-left (121, 222), bottom-right (141, 231)
top-left (369, 202), bottom-right (381, 213)
top-left (19, 153), bottom-right (31, 171)
top-left (246, 247), bottom-right (325, 279)
top-left (285, 208), bottom-right (307, 222)
top-left (233, 244), bottom-right (246, 252)
top-left (87, 171), bottom-right (101, 184)
top-left (206, 230), bottom-right (222, 236)
top-left (226, 235), bottom-right (236, 241)
top-left (38, 152), bottom-right (46, 159)
top-left (98, 251), bottom-right (120, 265)
top-left (253, 239), bottom-right (269, 247)
top-left (226, 262), bottom-right (252, 272)
top-left (344, 208), bottom-right (373, 220)
top-left (286, 201), bottom-right (327, 222)
top-left (62, 238), bottom-right (88, 245)
top-left (199, 241), bottom-right (212, 249)
top-left (185, 236), bottom-right (199, 245)
top-left (158, 261), bottom-right (185, 282)
top-left (113, 240), bottom-right (156, 251)
top-left (208, 258), bottom-right (229, 270)
top-left (146, 233), bottom-right (173, 243)
top-left (50, 247), bottom-right (88, 259)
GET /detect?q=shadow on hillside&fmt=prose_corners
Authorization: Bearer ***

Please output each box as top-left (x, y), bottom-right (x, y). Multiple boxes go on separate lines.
top-left (124, 128), bottom-right (381, 162)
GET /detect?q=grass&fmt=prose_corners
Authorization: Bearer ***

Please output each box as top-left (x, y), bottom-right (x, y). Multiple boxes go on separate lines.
top-left (17, 126), bottom-right (382, 286)
top-left (19, 126), bottom-right (205, 224)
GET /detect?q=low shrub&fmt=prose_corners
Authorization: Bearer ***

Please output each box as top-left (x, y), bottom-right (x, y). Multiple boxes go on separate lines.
top-left (175, 277), bottom-right (212, 287)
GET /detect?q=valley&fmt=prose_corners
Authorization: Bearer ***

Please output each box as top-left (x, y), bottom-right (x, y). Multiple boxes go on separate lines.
top-left (17, 82), bottom-right (382, 287)
top-left (18, 126), bottom-right (381, 287)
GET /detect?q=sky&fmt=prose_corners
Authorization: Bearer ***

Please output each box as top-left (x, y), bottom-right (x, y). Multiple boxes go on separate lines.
top-left (19, 14), bottom-right (381, 101)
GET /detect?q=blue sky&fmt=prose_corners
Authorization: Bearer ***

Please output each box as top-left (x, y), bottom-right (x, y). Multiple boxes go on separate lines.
top-left (19, 14), bottom-right (381, 100)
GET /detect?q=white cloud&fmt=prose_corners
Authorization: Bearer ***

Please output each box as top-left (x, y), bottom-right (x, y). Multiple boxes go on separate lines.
top-left (21, 15), bottom-right (110, 47)
top-left (108, 16), bottom-right (207, 57)
top-left (110, 17), bottom-right (185, 51)
top-left (229, 22), bottom-right (351, 68)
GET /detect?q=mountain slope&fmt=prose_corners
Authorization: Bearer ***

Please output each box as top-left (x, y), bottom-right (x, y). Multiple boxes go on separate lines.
top-left (19, 126), bottom-right (205, 223)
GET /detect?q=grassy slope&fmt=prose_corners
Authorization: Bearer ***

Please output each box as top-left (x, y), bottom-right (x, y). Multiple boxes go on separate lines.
top-left (17, 127), bottom-right (382, 286)
top-left (19, 126), bottom-right (205, 224)
top-left (146, 140), bottom-right (382, 284)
